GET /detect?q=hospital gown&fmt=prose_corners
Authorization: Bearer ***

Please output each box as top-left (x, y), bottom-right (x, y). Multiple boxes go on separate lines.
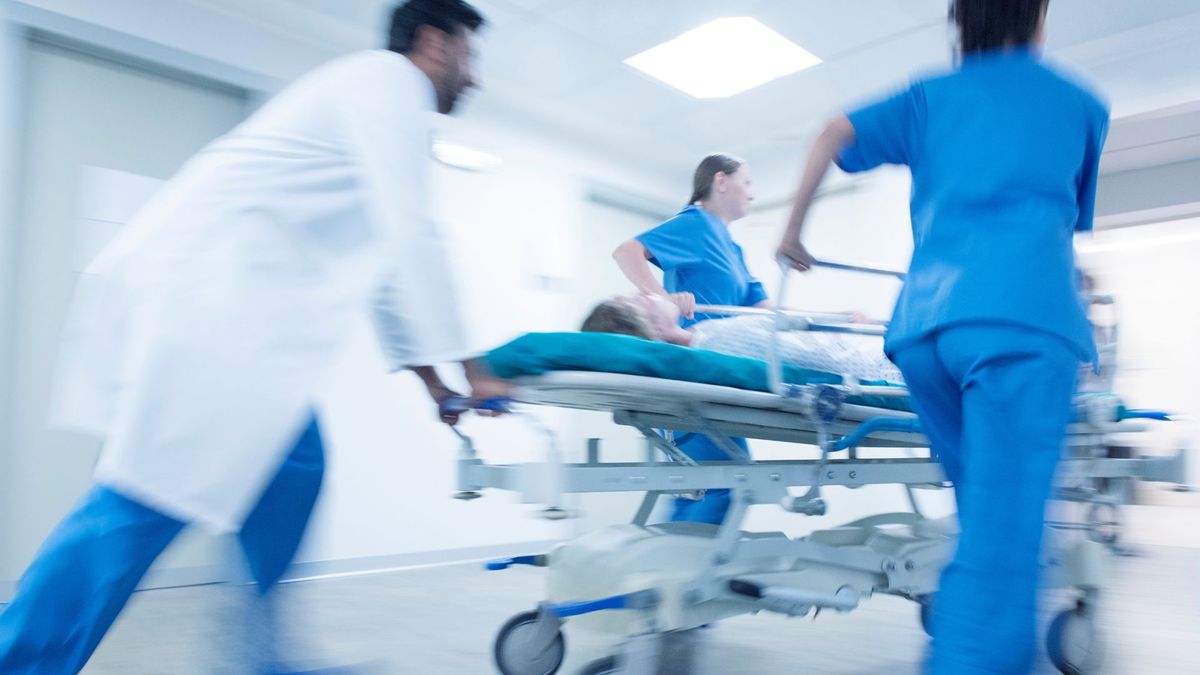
top-left (689, 315), bottom-right (904, 384)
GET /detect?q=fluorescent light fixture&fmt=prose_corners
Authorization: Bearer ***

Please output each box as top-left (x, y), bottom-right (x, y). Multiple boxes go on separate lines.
top-left (1077, 230), bottom-right (1200, 255)
top-left (624, 17), bottom-right (822, 99)
top-left (432, 140), bottom-right (502, 172)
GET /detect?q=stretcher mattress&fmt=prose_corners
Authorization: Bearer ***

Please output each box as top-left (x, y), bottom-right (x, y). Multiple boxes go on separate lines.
top-left (485, 332), bottom-right (912, 412)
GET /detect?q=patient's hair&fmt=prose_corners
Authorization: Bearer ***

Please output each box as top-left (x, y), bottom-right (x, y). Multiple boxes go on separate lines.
top-left (581, 300), bottom-right (654, 340)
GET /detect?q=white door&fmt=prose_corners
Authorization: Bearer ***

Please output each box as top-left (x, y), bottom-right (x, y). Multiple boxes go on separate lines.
top-left (1, 38), bottom-right (250, 594)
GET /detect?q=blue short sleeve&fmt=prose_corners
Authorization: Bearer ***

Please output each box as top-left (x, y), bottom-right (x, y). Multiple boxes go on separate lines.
top-left (837, 83), bottom-right (924, 172)
top-left (744, 280), bottom-right (768, 306)
top-left (636, 211), bottom-right (703, 270)
top-left (1074, 107), bottom-right (1109, 232)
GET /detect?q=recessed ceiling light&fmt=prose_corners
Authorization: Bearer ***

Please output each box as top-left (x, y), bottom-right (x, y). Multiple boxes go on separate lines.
top-left (624, 17), bottom-right (822, 99)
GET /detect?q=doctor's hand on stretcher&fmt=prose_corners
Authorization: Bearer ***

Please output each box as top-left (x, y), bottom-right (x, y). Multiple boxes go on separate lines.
top-left (465, 359), bottom-right (511, 407)
top-left (412, 365), bottom-right (466, 425)
top-left (412, 363), bottom-right (511, 425)
top-left (437, 396), bottom-right (512, 427)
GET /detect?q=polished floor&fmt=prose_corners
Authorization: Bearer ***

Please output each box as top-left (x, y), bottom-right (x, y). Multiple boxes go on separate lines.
top-left (76, 543), bottom-right (1200, 674)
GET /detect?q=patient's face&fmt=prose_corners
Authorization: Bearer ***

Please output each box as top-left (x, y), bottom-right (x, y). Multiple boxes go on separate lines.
top-left (622, 293), bottom-right (680, 341)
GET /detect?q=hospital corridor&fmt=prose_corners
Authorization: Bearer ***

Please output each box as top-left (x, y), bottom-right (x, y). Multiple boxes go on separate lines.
top-left (0, 1), bottom-right (1198, 674)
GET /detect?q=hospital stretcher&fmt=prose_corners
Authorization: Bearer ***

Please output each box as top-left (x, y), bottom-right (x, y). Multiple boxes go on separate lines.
top-left (449, 264), bottom-right (1191, 675)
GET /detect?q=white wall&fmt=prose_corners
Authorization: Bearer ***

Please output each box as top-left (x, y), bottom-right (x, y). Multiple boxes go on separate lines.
top-left (0, 39), bottom-right (250, 588)
top-left (1078, 218), bottom-right (1200, 487)
top-left (7, 0), bottom-right (320, 90)
top-left (553, 198), bottom-right (670, 532)
top-left (0, 7), bottom-right (22, 594)
top-left (738, 167), bottom-right (914, 318)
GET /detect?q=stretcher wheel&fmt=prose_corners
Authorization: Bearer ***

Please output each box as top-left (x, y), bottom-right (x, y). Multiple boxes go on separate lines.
top-left (1046, 602), bottom-right (1102, 675)
top-left (493, 611), bottom-right (566, 675)
top-left (578, 656), bottom-right (619, 675)
top-left (917, 594), bottom-right (936, 637)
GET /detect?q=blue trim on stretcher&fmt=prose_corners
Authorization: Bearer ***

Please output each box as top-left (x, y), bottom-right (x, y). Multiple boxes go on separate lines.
top-left (485, 554), bottom-right (542, 571)
top-left (548, 594), bottom-right (631, 618)
top-left (440, 396), bottom-right (514, 417)
top-left (833, 417), bottom-right (923, 451)
top-left (1120, 409), bottom-right (1172, 421)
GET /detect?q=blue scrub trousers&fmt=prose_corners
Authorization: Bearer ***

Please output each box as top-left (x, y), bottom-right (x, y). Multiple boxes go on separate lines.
top-left (890, 325), bottom-right (1078, 675)
top-left (669, 435), bottom-right (750, 525)
top-left (0, 417), bottom-right (325, 674)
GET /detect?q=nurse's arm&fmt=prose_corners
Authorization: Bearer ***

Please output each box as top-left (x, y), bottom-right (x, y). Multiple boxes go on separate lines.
top-left (613, 239), bottom-right (694, 318)
top-left (613, 239), bottom-right (665, 295)
top-left (777, 115), bottom-right (856, 272)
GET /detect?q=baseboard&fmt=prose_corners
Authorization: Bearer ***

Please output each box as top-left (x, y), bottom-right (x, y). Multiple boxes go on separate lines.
top-left (139, 564), bottom-right (228, 591)
top-left (282, 539), bottom-right (562, 583)
top-left (0, 539), bottom-right (562, 605)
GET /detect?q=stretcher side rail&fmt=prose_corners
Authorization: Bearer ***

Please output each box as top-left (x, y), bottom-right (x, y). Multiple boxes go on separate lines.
top-left (614, 409), bottom-right (1150, 450)
top-left (613, 409), bottom-right (924, 448)
top-left (456, 452), bottom-right (1188, 504)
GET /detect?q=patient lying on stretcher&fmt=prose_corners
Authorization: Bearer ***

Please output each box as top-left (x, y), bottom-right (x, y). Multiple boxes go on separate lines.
top-left (581, 293), bottom-right (904, 384)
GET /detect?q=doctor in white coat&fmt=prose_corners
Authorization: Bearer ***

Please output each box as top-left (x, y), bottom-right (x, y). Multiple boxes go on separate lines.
top-left (0, 1), bottom-right (501, 672)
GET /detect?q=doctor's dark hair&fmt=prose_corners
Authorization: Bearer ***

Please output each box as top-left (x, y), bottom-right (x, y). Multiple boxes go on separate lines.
top-left (689, 153), bottom-right (745, 205)
top-left (387, 0), bottom-right (486, 54)
top-left (950, 0), bottom-right (1048, 55)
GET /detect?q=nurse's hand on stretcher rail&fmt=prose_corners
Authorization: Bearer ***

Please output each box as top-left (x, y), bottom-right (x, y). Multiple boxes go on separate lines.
top-left (666, 292), bottom-right (695, 320)
top-left (777, 116), bottom-right (855, 273)
top-left (776, 240), bottom-right (815, 273)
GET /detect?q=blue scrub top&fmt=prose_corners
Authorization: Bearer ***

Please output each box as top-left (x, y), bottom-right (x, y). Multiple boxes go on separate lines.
top-left (637, 205), bottom-right (767, 327)
top-left (838, 47), bottom-right (1108, 362)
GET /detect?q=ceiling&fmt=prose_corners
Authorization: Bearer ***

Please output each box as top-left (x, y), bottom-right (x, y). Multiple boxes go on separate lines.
top-left (194, 0), bottom-right (1200, 196)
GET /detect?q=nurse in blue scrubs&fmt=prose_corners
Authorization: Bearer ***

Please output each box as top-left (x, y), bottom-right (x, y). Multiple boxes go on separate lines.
top-left (776, 1), bottom-right (1107, 672)
top-left (612, 153), bottom-right (766, 525)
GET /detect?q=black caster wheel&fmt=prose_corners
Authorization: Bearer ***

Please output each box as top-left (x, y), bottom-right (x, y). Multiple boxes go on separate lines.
top-left (494, 610), bottom-right (566, 675)
top-left (1046, 602), bottom-right (1103, 675)
top-left (917, 594), bottom-right (936, 637)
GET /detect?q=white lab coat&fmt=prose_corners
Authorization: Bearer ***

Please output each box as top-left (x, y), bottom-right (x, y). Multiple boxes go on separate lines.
top-left (49, 50), bottom-right (473, 532)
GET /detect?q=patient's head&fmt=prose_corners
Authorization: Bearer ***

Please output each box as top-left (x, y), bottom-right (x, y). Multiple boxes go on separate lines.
top-left (581, 293), bottom-right (681, 342)
top-left (581, 299), bottom-right (653, 339)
